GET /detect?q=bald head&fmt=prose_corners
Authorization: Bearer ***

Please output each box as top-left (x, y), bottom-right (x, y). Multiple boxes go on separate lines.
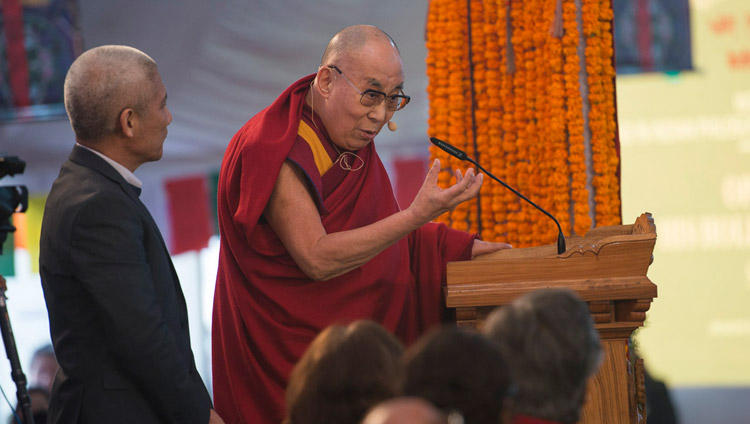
top-left (321, 25), bottom-right (400, 67)
top-left (64, 45), bottom-right (158, 143)
top-left (362, 398), bottom-right (448, 424)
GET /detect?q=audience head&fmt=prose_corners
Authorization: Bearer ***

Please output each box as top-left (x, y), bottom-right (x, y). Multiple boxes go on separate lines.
top-left (284, 320), bottom-right (404, 424)
top-left (361, 397), bottom-right (448, 424)
top-left (482, 289), bottom-right (603, 424)
top-left (29, 344), bottom-right (58, 393)
top-left (402, 326), bottom-right (512, 424)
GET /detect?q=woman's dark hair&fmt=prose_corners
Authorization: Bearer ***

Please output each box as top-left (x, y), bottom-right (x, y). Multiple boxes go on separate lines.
top-left (403, 326), bottom-right (511, 424)
top-left (284, 320), bottom-right (404, 424)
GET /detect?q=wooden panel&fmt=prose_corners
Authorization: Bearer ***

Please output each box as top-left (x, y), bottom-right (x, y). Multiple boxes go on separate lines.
top-left (446, 277), bottom-right (657, 308)
top-left (580, 340), bottom-right (632, 424)
top-left (447, 238), bottom-right (655, 285)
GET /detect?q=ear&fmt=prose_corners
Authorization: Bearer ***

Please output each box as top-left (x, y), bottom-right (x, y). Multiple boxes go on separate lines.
top-left (119, 108), bottom-right (136, 138)
top-left (315, 66), bottom-right (335, 100)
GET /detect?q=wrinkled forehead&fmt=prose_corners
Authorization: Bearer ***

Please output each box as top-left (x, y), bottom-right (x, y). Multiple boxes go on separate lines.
top-left (345, 42), bottom-right (405, 91)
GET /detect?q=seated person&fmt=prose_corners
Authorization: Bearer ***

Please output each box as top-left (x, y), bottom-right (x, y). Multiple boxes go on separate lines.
top-left (361, 397), bottom-right (448, 424)
top-left (482, 289), bottom-right (603, 424)
top-left (402, 326), bottom-right (512, 424)
top-left (284, 320), bottom-right (404, 424)
top-left (28, 344), bottom-right (58, 393)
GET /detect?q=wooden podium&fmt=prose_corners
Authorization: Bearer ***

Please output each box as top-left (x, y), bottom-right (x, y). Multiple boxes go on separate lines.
top-left (445, 213), bottom-right (657, 424)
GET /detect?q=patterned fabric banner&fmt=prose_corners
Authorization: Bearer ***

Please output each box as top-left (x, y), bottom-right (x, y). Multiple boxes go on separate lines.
top-left (613, 0), bottom-right (693, 74)
top-left (0, 0), bottom-right (82, 121)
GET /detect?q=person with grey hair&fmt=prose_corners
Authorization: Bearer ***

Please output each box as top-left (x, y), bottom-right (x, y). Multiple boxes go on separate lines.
top-left (39, 45), bottom-right (223, 424)
top-left (482, 289), bottom-right (603, 424)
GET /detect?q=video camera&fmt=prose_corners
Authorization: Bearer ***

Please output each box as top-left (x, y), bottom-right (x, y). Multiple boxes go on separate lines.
top-left (0, 156), bottom-right (28, 255)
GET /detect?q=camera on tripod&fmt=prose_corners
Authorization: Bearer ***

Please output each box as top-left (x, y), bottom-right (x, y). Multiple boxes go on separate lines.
top-left (0, 156), bottom-right (28, 255)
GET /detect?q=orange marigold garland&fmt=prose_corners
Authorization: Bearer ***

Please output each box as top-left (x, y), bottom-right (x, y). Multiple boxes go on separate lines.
top-left (596, 0), bottom-right (621, 226)
top-left (481, 0), bottom-right (504, 242)
top-left (546, 4), bottom-right (572, 240)
top-left (426, 0), bottom-right (452, 226)
top-left (446, 0), bottom-right (471, 231)
top-left (562, 0), bottom-right (591, 236)
top-left (425, 0), bottom-right (620, 245)
top-left (494, 0), bottom-right (514, 241)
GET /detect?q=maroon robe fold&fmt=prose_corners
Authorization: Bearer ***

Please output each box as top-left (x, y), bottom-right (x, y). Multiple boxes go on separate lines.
top-left (212, 74), bottom-right (477, 424)
top-left (512, 415), bottom-right (565, 424)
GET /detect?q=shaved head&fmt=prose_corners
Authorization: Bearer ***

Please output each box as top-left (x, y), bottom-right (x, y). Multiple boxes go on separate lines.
top-left (310, 24), bottom-right (405, 152)
top-left (362, 398), bottom-right (448, 424)
top-left (321, 25), bottom-right (400, 66)
top-left (64, 45), bottom-right (158, 142)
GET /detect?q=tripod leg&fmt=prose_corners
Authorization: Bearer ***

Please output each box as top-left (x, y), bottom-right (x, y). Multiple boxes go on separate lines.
top-left (0, 277), bottom-right (34, 424)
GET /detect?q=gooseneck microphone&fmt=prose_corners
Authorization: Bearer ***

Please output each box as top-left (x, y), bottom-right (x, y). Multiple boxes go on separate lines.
top-left (430, 137), bottom-right (567, 254)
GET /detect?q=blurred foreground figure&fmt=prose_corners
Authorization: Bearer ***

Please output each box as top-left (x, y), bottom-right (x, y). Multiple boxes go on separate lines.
top-left (284, 320), bottom-right (403, 424)
top-left (362, 397), bottom-right (448, 424)
top-left (483, 289), bottom-right (602, 424)
top-left (403, 326), bottom-right (512, 424)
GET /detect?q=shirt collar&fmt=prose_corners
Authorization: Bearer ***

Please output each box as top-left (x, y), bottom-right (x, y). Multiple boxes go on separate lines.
top-left (76, 143), bottom-right (143, 189)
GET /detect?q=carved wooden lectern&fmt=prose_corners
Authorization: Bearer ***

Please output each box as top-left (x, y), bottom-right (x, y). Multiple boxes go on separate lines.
top-left (445, 213), bottom-right (657, 424)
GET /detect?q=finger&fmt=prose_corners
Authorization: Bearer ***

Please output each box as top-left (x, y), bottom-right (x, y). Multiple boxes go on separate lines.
top-left (443, 170), bottom-right (475, 197)
top-left (452, 173), bottom-right (483, 203)
top-left (424, 158), bottom-right (440, 186)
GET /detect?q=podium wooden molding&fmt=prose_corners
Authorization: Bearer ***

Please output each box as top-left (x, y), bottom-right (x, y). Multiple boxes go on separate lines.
top-left (445, 213), bottom-right (657, 424)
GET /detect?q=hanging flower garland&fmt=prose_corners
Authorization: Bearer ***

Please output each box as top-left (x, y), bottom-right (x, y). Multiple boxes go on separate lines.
top-left (426, 0), bottom-right (452, 208)
top-left (426, 0), bottom-right (620, 245)
top-left (481, 0), bottom-right (504, 242)
top-left (596, 0), bottom-right (621, 226)
top-left (561, 0), bottom-right (592, 236)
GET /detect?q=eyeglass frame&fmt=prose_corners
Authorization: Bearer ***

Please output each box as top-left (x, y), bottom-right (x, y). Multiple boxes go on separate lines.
top-left (327, 65), bottom-right (410, 111)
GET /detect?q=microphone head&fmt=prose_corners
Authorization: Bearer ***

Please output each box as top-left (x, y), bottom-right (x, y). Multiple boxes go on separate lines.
top-left (429, 137), bottom-right (467, 161)
top-left (387, 121), bottom-right (397, 132)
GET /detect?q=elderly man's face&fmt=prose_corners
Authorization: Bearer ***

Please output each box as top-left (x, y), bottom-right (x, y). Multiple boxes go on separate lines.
top-left (130, 73), bottom-right (172, 165)
top-left (324, 40), bottom-right (404, 151)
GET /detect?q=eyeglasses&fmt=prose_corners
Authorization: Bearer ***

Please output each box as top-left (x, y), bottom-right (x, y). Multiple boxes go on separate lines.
top-left (327, 65), bottom-right (410, 111)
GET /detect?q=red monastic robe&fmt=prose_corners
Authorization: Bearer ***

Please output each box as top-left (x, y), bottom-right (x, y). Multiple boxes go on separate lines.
top-left (212, 74), bottom-right (477, 424)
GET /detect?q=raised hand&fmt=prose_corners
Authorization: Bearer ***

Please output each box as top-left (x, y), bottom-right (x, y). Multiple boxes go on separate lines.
top-left (407, 159), bottom-right (484, 225)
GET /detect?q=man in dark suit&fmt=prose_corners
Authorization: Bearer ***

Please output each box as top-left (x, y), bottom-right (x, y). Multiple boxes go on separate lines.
top-left (39, 45), bottom-right (223, 424)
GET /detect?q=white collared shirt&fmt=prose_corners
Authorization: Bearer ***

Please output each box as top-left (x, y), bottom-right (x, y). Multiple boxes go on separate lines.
top-left (76, 143), bottom-right (143, 189)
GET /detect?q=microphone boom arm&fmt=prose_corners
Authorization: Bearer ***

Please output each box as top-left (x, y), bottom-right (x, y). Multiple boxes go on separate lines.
top-left (430, 137), bottom-right (566, 254)
top-left (465, 157), bottom-right (566, 254)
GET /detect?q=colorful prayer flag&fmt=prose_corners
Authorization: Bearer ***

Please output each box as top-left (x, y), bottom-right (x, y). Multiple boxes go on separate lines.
top-left (164, 175), bottom-right (213, 255)
top-left (0, 230), bottom-right (13, 277)
top-left (26, 195), bottom-right (47, 273)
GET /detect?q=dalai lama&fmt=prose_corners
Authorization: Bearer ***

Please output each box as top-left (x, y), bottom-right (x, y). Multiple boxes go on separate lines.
top-left (212, 24), bottom-right (511, 424)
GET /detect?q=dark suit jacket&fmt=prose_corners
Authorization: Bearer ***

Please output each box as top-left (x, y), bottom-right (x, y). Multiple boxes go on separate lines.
top-left (39, 146), bottom-right (212, 424)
